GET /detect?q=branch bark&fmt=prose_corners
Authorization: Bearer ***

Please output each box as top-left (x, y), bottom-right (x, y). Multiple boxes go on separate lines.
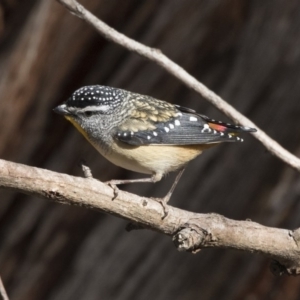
top-left (56, 0), bottom-right (300, 172)
top-left (0, 158), bottom-right (300, 275)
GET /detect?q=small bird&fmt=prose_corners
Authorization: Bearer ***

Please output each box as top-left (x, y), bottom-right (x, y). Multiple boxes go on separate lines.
top-left (54, 85), bottom-right (256, 206)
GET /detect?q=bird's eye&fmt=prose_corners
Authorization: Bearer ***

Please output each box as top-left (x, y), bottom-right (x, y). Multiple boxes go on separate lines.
top-left (84, 111), bottom-right (93, 117)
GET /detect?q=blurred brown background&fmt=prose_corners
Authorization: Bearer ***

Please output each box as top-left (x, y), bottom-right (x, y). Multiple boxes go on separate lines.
top-left (0, 0), bottom-right (300, 299)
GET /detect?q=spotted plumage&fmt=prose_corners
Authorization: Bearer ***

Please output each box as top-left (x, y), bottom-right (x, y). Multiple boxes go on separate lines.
top-left (115, 101), bottom-right (255, 146)
top-left (54, 85), bottom-right (256, 211)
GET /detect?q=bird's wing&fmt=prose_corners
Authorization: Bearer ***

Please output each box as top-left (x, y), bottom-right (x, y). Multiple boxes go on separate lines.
top-left (114, 103), bottom-right (255, 146)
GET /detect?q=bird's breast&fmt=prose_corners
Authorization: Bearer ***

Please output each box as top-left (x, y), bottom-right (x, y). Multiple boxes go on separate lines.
top-left (93, 140), bottom-right (210, 177)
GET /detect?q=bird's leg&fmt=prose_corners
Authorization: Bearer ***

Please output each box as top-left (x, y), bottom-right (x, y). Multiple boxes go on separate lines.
top-left (105, 177), bottom-right (157, 185)
top-left (163, 167), bottom-right (185, 204)
top-left (105, 175), bottom-right (159, 200)
top-left (106, 169), bottom-right (185, 219)
top-left (155, 168), bottom-right (185, 219)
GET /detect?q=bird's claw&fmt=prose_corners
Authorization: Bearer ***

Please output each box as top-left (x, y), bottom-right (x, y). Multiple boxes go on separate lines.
top-left (106, 181), bottom-right (119, 200)
top-left (151, 197), bottom-right (169, 220)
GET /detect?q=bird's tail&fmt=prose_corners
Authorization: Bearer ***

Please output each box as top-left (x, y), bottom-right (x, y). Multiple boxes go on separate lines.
top-left (199, 114), bottom-right (257, 134)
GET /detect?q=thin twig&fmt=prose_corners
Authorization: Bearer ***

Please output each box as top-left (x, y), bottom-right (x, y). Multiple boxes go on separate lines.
top-left (0, 276), bottom-right (9, 300)
top-left (57, 0), bottom-right (300, 172)
top-left (79, 159), bottom-right (93, 178)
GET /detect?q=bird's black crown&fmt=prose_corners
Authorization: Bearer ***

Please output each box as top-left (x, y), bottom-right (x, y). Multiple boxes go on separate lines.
top-left (67, 85), bottom-right (124, 109)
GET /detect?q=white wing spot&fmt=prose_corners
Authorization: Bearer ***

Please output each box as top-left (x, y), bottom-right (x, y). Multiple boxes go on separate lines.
top-left (175, 120), bottom-right (181, 126)
top-left (201, 124), bottom-right (210, 133)
top-left (147, 136), bottom-right (151, 140)
top-left (189, 116), bottom-right (198, 122)
top-left (153, 131), bottom-right (158, 136)
top-left (164, 127), bottom-right (170, 132)
top-left (169, 124), bottom-right (174, 129)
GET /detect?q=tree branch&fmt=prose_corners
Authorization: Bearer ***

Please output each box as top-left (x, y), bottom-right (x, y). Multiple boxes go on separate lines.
top-left (56, 0), bottom-right (300, 172)
top-left (0, 158), bottom-right (300, 275)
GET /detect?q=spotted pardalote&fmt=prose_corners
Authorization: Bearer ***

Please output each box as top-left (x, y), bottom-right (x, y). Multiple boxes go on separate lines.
top-left (54, 85), bottom-right (256, 205)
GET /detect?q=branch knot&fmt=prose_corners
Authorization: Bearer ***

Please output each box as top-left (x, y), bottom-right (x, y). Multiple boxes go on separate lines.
top-left (173, 223), bottom-right (212, 253)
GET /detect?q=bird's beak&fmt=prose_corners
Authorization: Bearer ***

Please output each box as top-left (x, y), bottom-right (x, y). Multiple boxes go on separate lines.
top-left (53, 104), bottom-right (70, 116)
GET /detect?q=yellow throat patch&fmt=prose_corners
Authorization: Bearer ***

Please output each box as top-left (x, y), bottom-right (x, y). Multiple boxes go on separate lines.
top-left (64, 116), bottom-right (89, 140)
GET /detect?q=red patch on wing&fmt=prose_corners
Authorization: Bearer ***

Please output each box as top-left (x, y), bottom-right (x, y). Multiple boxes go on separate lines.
top-left (208, 123), bottom-right (227, 132)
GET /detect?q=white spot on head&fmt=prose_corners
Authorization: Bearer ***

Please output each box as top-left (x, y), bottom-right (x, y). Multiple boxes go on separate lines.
top-left (175, 120), bottom-right (181, 126)
top-left (189, 116), bottom-right (198, 122)
top-left (164, 127), bottom-right (170, 132)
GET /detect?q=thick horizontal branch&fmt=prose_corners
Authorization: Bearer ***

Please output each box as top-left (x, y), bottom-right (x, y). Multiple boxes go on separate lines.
top-left (0, 158), bottom-right (300, 275)
top-left (56, 0), bottom-right (300, 172)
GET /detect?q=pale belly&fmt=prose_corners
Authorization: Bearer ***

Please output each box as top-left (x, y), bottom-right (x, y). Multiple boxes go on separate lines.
top-left (94, 140), bottom-right (208, 179)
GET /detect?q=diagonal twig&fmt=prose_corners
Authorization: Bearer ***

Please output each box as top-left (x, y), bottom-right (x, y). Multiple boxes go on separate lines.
top-left (0, 276), bottom-right (9, 300)
top-left (56, 0), bottom-right (300, 172)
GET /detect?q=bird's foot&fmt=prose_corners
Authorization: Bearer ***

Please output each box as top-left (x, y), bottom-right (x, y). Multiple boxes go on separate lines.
top-left (105, 181), bottom-right (119, 200)
top-left (151, 197), bottom-right (169, 220)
